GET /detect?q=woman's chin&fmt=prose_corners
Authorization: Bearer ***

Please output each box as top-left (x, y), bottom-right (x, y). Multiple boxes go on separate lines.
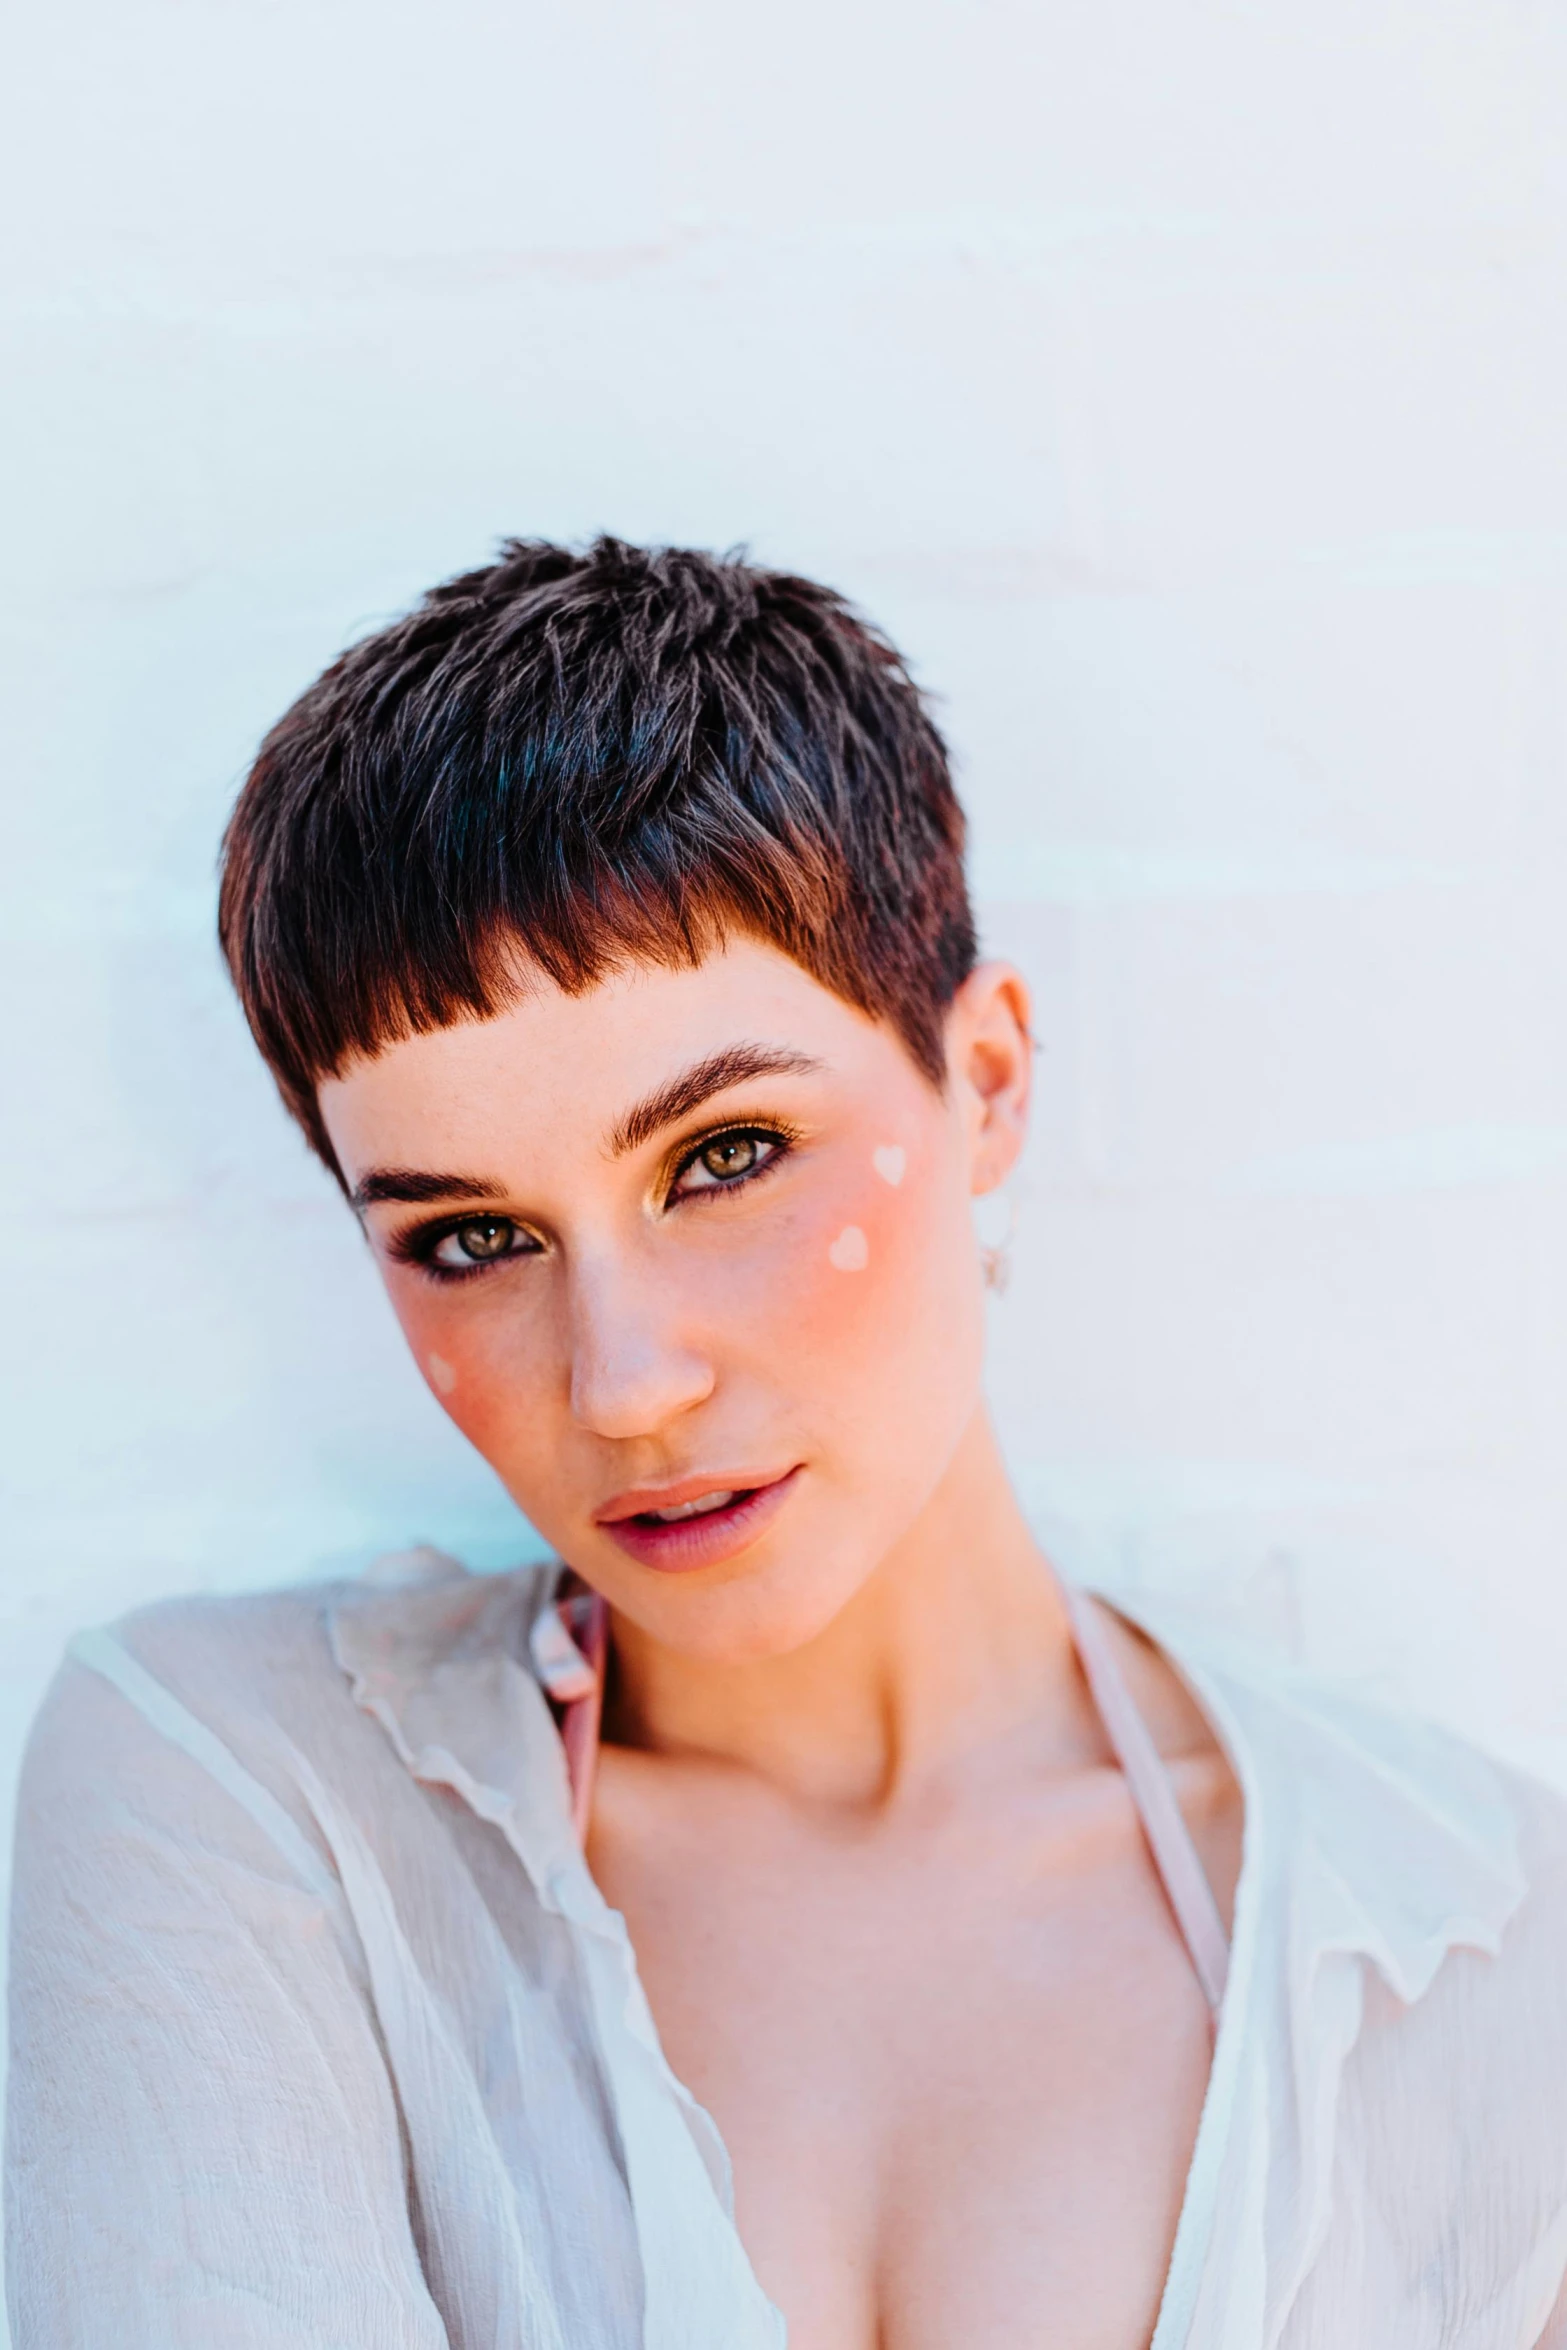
top-left (611, 1554), bottom-right (871, 1666)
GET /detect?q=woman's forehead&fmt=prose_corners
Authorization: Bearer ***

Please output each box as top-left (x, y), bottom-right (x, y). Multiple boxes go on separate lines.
top-left (317, 940), bottom-right (894, 1177)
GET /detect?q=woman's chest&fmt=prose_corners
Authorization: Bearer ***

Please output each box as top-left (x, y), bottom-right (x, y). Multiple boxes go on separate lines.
top-left (587, 1768), bottom-right (1217, 2350)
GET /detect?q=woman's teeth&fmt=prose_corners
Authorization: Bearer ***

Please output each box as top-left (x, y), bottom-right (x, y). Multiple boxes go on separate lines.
top-left (648, 1490), bottom-right (738, 1523)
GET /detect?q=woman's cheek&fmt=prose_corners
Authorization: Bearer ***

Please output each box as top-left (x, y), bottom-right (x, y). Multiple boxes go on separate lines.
top-left (391, 1294), bottom-right (477, 1420)
top-left (384, 1281), bottom-right (529, 1454)
top-left (739, 1159), bottom-right (927, 1354)
top-left (779, 1153), bottom-right (981, 1423)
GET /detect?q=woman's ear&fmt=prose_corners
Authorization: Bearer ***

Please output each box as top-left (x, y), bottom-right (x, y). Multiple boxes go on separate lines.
top-left (944, 961), bottom-right (1034, 1195)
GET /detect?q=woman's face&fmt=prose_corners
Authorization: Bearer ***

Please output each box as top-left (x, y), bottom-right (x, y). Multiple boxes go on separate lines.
top-left (319, 938), bottom-right (1031, 1662)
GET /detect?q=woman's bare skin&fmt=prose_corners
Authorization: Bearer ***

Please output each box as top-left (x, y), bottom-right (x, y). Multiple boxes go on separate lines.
top-left (592, 1459), bottom-right (1241, 2350)
top-left (322, 937), bottom-right (1244, 2350)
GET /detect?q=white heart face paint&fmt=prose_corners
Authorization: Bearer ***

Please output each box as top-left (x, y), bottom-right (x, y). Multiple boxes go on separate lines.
top-left (829, 1224), bottom-right (870, 1272)
top-left (428, 1352), bottom-right (459, 1395)
top-left (872, 1144), bottom-right (907, 1187)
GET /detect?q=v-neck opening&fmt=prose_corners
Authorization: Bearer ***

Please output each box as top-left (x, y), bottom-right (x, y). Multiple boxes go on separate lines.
top-left (549, 1583), bottom-right (1258, 2350)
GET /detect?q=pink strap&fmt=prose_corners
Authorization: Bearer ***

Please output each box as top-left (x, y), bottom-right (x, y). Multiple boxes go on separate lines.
top-left (557, 1591), bottom-right (609, 1843)
top-left (553, 1581), bottom-right (1228, 2018)
top-left (1060, 1583), bottom-right (1230, 2018)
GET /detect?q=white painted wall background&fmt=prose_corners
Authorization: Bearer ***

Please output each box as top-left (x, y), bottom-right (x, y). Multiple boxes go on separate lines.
top-left (5, 3), bottom-right (1567, 2252)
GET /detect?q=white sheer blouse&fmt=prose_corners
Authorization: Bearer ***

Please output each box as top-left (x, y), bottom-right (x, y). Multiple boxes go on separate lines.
top-left (7, 1549), bottom-right (1567, 2348)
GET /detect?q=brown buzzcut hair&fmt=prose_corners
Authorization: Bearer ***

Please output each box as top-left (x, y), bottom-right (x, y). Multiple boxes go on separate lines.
top-left (219, 537), bottom-right (977, 1181)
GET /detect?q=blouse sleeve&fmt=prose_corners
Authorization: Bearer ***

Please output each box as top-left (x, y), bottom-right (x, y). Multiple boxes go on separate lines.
top-left (4, 1650), bottom-right (450, 2350)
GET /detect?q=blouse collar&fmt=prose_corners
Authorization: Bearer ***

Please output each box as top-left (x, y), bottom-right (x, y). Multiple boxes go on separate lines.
top-left (329, 1548), bottom-right (1526, 2005)
top-left (328, 1548), bottom-right (1531, 2350)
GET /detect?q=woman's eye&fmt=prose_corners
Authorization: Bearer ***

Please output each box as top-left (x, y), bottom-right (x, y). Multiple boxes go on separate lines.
top-left (701, 1135), bottom-right (761, 1180)
top-left (674, 1131), bottom-right (780, 1196)
top-left (429, 1216), bottom-right (528, 1269)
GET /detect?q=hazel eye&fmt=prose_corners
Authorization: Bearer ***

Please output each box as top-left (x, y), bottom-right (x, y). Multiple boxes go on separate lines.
top-left (673, 1129), bottom-right (783, 1198)
top-left (431, 1216), bottom-right (526, 1268)
top-left (702, 1136), bottom-right (759, 1180)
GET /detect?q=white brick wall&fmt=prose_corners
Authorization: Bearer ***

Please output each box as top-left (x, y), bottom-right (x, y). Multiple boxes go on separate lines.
top-left (5, 8), bottom-right (1567, 2211)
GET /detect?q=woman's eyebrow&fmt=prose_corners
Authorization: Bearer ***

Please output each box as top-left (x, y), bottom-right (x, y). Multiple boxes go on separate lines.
top-left (349, 1168), bottom-right (509, 1214)
top-left (607, 1044), bottom-right (823, 1158)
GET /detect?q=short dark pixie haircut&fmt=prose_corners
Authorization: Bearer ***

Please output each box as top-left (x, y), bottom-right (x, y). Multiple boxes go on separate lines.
top-left (220, 537), bottom-right (977, 1182)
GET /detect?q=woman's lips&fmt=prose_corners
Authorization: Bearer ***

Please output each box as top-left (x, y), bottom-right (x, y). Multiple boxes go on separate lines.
top-left (596, 1467), bottom-right (802, 1574)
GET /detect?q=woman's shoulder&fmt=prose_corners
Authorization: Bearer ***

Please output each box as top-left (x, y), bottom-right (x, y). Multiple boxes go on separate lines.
top-left (1308, 1762), bottom-right (1567, 2338)
top-left (43, 1568), bottom-right (369, 1773)
top-left (85, 1569), bottom-right (347, 1687)
top-left (58, 1547), bottom-right (553, 1711)
top-left (23, 1550), bottom-right (565, 1838)
top-left (1101, 1579), bottom-right (1567, 2333)
top-left (1094, 1572), bottom-right (1567, 2013)
top-left (15, 1575), bottom-right (358, 1870)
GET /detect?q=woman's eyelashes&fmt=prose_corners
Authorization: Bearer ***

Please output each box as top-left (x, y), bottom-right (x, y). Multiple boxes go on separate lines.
top-left (665, 1123), bottom-right (794, 1204)
top-left (393, 1213), bottom-right (543, 1282)
top-left (390, 1123), bottom-right (799, 1282)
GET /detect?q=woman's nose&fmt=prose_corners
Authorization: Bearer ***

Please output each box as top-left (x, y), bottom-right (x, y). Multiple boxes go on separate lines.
top-left (566, 1261), bottom-right (716, 1439)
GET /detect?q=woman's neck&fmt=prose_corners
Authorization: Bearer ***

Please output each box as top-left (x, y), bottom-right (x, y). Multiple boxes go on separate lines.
top-left (603, 1411), bottom-right (1086, 1813)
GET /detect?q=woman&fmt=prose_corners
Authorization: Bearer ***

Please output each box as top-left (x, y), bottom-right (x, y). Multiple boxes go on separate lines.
top-left (7, 539), bottom-right (1567, 2348)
